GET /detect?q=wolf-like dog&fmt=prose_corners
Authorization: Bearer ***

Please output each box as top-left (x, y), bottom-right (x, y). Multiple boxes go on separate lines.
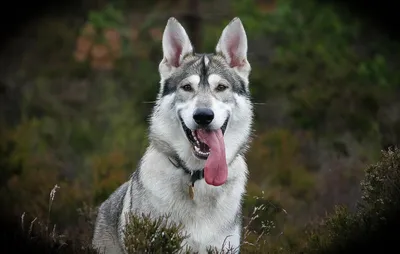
top-left (92, 17), bottom-right (253, 254)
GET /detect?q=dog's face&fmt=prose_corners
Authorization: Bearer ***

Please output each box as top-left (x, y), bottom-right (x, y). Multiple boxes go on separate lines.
top-left (150, 17), bottom-right (253, 186)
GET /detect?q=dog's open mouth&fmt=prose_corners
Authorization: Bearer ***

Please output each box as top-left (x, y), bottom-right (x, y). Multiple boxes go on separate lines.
top-left (179, 116), bottom-right (229, 186)
top-left (180, 118), bottom-right (229, 160)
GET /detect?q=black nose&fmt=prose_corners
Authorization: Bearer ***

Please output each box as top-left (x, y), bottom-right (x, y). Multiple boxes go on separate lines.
top-left (193, 108), bottom-right (214, 125)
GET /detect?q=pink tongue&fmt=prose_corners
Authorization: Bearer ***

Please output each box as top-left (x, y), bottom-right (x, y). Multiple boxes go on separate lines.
top-left (196, 129), bottom-right (228, 186)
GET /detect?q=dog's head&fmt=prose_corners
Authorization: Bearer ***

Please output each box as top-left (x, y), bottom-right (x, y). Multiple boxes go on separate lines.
top-left (150, 17), bottom-right (253, 186)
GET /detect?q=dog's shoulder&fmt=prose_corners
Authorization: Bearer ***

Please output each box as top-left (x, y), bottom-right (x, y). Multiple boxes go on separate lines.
top-left (97, 181), bottom-right (130, 225)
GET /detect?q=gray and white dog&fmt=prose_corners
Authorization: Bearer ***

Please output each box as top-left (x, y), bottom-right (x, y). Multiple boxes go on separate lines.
top-left (92, 17), bottom-right (253, 254)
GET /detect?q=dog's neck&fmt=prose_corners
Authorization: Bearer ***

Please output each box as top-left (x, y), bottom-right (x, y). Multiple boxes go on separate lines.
top-left (167, 155), bottom-right (204, 186)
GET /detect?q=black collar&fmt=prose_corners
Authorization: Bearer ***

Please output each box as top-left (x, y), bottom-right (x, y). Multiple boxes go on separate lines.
top-left (167, 156), bottom-right (204, 186)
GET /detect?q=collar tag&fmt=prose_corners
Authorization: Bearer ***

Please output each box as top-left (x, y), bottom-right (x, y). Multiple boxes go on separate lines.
top-left (188, 184), bottom-right (194, 200)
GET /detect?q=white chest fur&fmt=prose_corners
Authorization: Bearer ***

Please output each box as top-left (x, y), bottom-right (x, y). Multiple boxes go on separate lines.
top-left (119, 148), bottom-right (248, 253)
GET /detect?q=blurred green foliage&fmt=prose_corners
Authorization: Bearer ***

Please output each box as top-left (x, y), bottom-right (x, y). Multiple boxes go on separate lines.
top-left (88, 5), bottom-right (125, 30)
top-left (0, 0), bottom-right (400, 251)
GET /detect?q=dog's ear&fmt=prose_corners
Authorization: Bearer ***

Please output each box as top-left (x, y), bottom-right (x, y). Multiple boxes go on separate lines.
top-left (159, 17), bottom-right (193, 79)
top-left (216, 17), bottom-right (251, 79)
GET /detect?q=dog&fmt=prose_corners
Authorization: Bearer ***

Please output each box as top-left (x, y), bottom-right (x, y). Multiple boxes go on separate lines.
top-left (92, 16), bottom-right (253, 254)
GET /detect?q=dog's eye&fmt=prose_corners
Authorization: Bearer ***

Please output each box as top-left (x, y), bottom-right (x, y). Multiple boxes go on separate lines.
top-left (216, 84), bottom-right (228, 92)
top-left (181, 84), bottom-right (193, 92)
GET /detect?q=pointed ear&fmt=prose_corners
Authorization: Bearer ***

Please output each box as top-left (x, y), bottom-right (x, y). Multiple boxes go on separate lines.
top-left (216, 18), bottom-right (250, 78)
top-left (159, 18), bottom-right (193, 78)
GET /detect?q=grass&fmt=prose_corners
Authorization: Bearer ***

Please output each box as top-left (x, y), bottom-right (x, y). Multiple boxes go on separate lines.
top-left (2, 185), bottom-right (279, 254)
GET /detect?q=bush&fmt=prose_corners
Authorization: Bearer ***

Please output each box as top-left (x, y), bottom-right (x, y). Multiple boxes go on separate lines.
top-left (297, 147), bottom-right (400, 253)
top-left (123, 213), bottom-right (190, 254)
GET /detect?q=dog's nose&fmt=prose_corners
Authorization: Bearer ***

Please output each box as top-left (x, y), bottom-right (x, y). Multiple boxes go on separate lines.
top-left (193, 108), bottom-right (214, 126)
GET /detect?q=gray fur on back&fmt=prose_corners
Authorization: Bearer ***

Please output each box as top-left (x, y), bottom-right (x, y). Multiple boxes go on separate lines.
top-left (92, 182), bottom-right (128, 254)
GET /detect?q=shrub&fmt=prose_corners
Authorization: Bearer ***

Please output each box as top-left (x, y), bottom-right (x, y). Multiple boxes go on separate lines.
top-left (297, 147), bottom-right (400, 253)
top-left (123, 213), bottom-right (190, 254)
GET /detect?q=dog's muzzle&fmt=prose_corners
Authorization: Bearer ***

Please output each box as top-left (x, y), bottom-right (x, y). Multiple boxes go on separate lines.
top-left (179, 113), bottom-right (229, 160)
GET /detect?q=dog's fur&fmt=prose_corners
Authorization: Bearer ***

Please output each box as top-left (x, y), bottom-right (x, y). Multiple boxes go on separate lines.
top-left (92, 17), bottom-right (253, 254)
